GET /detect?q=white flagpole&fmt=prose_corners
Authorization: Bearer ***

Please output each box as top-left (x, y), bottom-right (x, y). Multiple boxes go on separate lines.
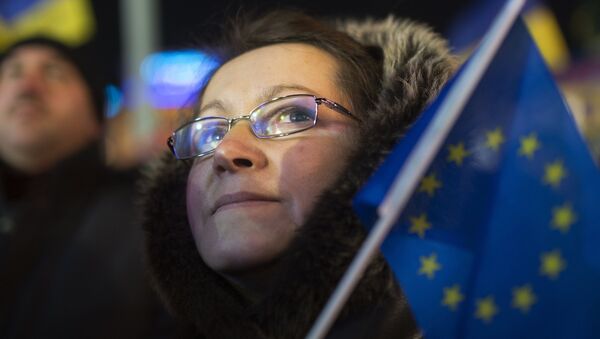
top-left (305, 0), bottom-right (526, 338)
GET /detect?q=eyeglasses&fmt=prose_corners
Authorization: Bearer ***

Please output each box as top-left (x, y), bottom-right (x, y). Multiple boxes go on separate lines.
top-left (167, 94), bottom-right (358, 160)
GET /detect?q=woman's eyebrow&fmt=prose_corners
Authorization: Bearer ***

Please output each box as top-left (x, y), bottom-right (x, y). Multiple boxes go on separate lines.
top-left (196, 83), bottom-right (318, 117)
top-left (259, 84), bottom-right (317, 102)
top-left (196, 100), bottom-right (226, 117)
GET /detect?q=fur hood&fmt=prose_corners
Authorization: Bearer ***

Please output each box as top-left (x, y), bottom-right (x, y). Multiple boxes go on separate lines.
top-left (140, 15), bottom-right (455, 339)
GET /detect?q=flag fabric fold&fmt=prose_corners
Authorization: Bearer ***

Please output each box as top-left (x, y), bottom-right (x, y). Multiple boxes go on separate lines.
top-left (354, 15), bottom-right (600, 339)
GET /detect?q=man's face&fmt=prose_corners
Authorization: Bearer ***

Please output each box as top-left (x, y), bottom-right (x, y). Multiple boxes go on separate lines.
top-left (186, 43), bottom-right (359, 278)
top-left (0, 44), bottom-right (99, 173)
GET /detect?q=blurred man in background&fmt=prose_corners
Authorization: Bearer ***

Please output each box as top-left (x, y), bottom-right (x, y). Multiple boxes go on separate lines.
top-left (0, 37), bottom-right (168, 339)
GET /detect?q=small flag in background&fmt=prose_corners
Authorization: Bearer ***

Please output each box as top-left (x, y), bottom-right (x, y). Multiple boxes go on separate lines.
top-left (354, 14), bottom-right (600, 339)
top-left (0, 0), bottom-right (95, 51)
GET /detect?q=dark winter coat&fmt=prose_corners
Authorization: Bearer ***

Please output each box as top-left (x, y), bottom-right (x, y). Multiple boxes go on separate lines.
top-left (0, 143), bottom-right (170, 339)
top-left (140, 16), bottom-right (456, 339)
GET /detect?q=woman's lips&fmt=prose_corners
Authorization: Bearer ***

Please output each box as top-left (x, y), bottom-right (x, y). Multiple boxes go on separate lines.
top-left (212, 192), bottom-right (279, 214)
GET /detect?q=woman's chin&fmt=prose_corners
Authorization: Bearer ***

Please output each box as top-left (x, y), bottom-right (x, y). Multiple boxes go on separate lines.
top-left (200, 237), bottom-right (288, 274)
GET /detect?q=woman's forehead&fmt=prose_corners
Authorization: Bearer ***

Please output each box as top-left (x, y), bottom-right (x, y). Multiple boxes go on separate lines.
top-left (201, 43), bottom-right (344, 111)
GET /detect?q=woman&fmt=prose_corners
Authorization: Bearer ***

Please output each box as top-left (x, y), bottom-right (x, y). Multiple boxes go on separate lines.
top-left (141, 9), bottom-right (455, 339)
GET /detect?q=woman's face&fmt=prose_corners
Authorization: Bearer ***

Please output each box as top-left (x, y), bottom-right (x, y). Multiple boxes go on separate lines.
top-left (187, 43), bottom-right (358, 276)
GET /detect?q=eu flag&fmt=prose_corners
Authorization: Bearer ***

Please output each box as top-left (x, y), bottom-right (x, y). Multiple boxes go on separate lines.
top-left (354, 10), bottom-right (600, 339)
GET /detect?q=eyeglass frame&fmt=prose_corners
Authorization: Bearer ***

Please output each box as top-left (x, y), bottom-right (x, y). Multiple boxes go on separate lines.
top-left (167, 94), bottom-right (359, 160)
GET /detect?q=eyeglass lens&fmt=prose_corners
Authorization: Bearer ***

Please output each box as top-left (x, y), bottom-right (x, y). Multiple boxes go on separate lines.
top-left (173, 95), bottom-right (318, 159)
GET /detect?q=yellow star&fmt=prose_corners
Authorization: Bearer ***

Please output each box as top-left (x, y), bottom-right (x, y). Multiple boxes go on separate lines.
top-left (447, 142), bottom-right (470, 166)
top-left (551, 203), bottom-right (577, 233)
top-left (519, 133), bottom-right (541, 159)
top-left (475, 296), bottom-right (498, 323)
top-left (409, 214), bottom-right (432, 238)
top-left (485, 127), bottom-right (505, 151)
top-left (543, 160), bottom-right (567, 188)
top-left (540, 249), bottom-right (566, 280)
top-left (419, 173), bottom-right (442, 197)
top-left (442, 284), bottom-right (464, 311)
top-left (512, 284), bottom-right (537, 313)
top-left (419, 253), bottom-right (441, 279)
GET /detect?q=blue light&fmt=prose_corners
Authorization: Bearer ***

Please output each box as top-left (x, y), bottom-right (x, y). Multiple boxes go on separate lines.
top-left (104, 84), bottom-right (123, 118)
top-left (140, 50), bottom-right (220, 109)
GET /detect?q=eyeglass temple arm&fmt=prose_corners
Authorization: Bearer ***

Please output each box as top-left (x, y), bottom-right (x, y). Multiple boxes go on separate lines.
top-left (316, 98), bottom-right (360, 121)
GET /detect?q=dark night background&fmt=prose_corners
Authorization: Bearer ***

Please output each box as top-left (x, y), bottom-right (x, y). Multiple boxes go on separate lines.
top-left (88, 0), bottom-right (594, 87)
top-left (4, 0), bottom-right (596, 165)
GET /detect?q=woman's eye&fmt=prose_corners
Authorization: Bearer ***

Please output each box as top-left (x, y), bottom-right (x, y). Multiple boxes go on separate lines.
top-left (192, 125), bottom-right (226, 152)
top-left (200, 131), bottom-right (224, 145)
top-left (277, 107), bottom-right (312, 123)
top-left (290, 111), bottom-right (311, 122)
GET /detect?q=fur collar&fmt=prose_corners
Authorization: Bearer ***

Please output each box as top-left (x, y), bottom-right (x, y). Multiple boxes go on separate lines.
top-left (140, 16), bottom-right (455, 339)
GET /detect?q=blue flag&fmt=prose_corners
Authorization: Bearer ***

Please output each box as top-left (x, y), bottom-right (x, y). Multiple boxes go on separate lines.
top-left (353, 14), bottom-right (600, 339)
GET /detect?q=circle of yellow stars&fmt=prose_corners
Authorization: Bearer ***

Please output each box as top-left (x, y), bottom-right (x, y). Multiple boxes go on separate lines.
top-left (416, 130), bottom-right (578, 325)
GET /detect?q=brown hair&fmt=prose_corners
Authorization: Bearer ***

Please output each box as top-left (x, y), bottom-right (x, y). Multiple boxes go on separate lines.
top-left (196, 9), bottom-right (383, 119)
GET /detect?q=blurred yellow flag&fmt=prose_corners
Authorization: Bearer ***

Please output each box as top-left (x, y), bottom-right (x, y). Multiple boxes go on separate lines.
top-left (524, 4), bottom-right (570, 73)
top-left (0, 0), bottom-right (96, 51)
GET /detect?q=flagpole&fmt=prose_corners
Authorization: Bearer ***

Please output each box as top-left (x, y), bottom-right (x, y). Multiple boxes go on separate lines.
top-left (305, 0), bottom-right (526, 338)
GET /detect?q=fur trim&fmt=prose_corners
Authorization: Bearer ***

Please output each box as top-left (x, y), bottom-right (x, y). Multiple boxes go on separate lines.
top-left (140, 16), bottom-right (455, 339)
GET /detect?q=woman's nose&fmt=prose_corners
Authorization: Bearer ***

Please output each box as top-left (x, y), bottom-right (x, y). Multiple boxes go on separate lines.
top-left (212, 121), bottom-right (268, 173)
